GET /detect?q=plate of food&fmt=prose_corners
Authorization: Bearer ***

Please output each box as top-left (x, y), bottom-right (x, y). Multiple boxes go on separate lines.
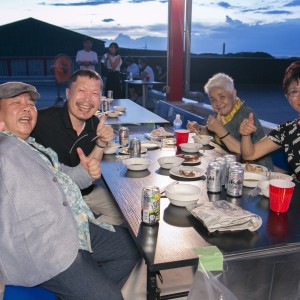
top-left (169, 166), bottom-right (205, 179)
top-left (242, 162), bottom-right (268, 174)
top-left (144, 127), bottom-right (174, 141)
top-left (141, 140), bottom-right (161, 149)
top-left (176, 154), bottom-right (201, 165)
top-left (118, 147), bottom-right (147, 155)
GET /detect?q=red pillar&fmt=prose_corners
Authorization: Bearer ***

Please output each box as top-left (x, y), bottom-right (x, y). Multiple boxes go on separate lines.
top-left (166, 0), bottom-right (185, 102)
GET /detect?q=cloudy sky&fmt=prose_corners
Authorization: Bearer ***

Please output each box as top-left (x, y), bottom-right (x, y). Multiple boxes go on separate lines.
top-left (2, 0), bottom-right (300, 57)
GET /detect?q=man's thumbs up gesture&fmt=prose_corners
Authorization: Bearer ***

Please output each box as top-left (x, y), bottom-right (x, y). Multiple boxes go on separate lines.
top-left (77, 147), bottom-right (101, 180)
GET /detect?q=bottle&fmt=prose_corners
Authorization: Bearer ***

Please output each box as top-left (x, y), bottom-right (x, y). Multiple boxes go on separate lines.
top-left (173, 114), bottom-right (182, 133)
top-left (129, 72), bottom-right (133, 81)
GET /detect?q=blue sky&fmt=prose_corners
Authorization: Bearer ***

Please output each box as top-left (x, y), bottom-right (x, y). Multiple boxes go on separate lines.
top-left (2, 0), bottom-right (300, 57)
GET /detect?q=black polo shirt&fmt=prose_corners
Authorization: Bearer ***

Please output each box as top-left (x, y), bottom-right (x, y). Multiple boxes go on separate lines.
top-left (31, 102), bottom-right (99, 195)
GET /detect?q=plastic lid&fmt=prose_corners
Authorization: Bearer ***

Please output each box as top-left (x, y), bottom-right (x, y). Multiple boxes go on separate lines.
top-left (176, 114), bottom-right (181, 118)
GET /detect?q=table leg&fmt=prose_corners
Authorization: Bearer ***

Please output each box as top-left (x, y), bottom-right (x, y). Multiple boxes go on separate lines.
top-left (147, 270), bottom-right (160, 300)
top-left (142, 85), bottom-right (147, 108)
top-left (125, 82), bottom-right (129, 98)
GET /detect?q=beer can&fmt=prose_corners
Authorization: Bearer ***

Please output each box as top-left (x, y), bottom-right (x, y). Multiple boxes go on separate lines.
top-left (141, 186), bottom-right (160, 225)
top-left (128, 138), bottom-right (141, 158)
top-left (107, 90), bottom-right (113, 99)
top-left (102, 99), bottom-right (110, 112)
top-left (119, 126), bottom-right (129, 147)
top-left (207, 162), bottom-right (221, 193)
top-left (227, 165), bottom-right (244, 197)
top-left (223, 154), bottom-right (237, 162)
top-left (224, 156), bottom-right (237, 189)
top-left (215, 157), bottom-right (226, 186)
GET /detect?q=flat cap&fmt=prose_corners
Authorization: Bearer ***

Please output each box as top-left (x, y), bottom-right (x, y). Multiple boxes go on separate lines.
top-left (0, 82), bottom-right (40, 101)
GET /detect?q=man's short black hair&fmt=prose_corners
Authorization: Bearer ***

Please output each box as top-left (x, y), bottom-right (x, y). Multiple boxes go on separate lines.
top-left (83, 36), bottom-right (93, 43)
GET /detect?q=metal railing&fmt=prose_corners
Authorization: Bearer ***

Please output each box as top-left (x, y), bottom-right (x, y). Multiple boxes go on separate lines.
top-left (0, 56), bottom-right (78, 77)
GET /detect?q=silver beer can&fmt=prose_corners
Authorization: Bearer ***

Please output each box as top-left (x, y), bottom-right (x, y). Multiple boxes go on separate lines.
top-left (141, 186), bottom-right (160, 225)
top-left (207, 162), bottom-right (221, 193)
top-left (107, 90), bottom-right (113, 99)
top-left (227, 165), bottom-right (244, 197)
top-left (215, 157), bottom-right (226, 186)
top-left (128, 138), bottom-right (141, 158)
top-left (102, 99), bottom-right (110, 112)
top-left (223, 154), bottom-right (237, 162)
top-left (224, 156), bottom-right (237, 189)
top-left (119, 126), bottom-right (129, 147)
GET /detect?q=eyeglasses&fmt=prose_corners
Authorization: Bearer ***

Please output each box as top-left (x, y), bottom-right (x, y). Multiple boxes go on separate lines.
top-left (287, 89), bottom-right (300, 98)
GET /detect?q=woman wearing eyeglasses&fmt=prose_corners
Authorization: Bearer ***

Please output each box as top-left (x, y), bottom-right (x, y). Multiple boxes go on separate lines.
top-left (240, 61), bottom-right (300, 179)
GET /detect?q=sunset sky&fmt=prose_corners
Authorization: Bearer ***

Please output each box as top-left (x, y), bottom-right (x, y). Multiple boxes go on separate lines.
top-left (2, 0), bottom-right (300, 56)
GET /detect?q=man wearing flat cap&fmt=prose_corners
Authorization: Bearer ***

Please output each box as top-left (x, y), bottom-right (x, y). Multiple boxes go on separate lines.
top-left (0, 82), bottom-right (139, 299)
top-left (0, 82), bottom-right (40, 100)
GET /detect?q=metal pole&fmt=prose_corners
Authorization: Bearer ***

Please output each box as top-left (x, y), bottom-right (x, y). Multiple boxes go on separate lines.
top-left (184, 0), bottom-right (192, 95)
top-left (166, 0), bottom-right (185, 102)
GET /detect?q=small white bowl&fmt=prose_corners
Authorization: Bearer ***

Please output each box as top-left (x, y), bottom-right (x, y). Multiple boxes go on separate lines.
top-left (269, 172), bottom-right (293, 181)
top-left (114, 106), bottom-right (126, 112)
top-left (165, 183), bottom-right (202, 207)
top-left (193, 135), bottom-right (213, 145)
top-left (179, 143), bottom-right (203, 153)
top-left (158, 156), bottom-right (185, 169)
top-left (258, 180), bottom-right (270, 198)
top-left (243, 172), bottom-right (267, 188)
top-left (107, 111), bottom-right (119, 118)
top-left (123, 157), bottom-right (151, 171)
top-left (103, 142), bottom-right (120, 154)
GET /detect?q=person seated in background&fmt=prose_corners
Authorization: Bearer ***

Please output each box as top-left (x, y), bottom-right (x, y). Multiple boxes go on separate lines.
top-left (76, 36), bottom-right (98, 71)
top-left (187, 72), bottom-right (273, 169)
top-left (155, 63), bottom-right (167, 82)
top-left (124, 56), bottom-right (139, 79)
top-left (0, 82), bottom-right (139, 300)
top-left (239, 61), bottom-right (300, 180)
top-left (130, 57), bottom-right (155, 101)
top-left (31, 69), bottom-right (124, 226)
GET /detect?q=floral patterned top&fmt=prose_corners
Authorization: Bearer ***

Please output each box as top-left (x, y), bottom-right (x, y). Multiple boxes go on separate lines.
top-left (268, 119), bottom-right (300, 179)
top-left (2, 132), bottom-right (114, 253)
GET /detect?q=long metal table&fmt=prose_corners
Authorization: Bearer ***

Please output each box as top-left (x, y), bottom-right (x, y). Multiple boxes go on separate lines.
top-left (100, 140), bottom-right (300, 299)
top-left (104, 99), bottom-right (169, 126)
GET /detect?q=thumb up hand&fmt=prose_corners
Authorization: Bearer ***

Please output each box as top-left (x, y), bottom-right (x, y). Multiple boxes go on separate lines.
top-left (77, 147), bottom-right (101, 180)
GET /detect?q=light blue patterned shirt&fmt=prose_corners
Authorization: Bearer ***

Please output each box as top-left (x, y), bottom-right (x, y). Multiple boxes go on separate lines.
top-left (3, 132), bottom-right (114, 253)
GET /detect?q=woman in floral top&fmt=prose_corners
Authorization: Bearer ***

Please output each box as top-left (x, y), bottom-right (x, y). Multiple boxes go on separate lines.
top-left (240, 61), bottom-right (300, 180)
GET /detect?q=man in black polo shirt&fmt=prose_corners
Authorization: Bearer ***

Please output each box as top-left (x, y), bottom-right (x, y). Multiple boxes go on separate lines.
top-left (32, 69), bottom-right (124, 225)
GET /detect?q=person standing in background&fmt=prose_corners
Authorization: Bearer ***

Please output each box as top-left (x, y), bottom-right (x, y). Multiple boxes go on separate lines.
top-left (76, 37), bottom-right (98, 71)
top-left (101, 42), bottom-right (122, 98)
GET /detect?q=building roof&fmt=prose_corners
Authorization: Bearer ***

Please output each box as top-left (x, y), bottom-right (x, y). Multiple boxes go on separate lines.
top-left (0, 18), bottom-right (105, 57)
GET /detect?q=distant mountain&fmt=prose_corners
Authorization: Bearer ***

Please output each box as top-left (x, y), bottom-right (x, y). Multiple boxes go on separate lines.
top-left (102, 18), bottom-right (300, 58)
top-left (103, 33), bottom-right (167, 51)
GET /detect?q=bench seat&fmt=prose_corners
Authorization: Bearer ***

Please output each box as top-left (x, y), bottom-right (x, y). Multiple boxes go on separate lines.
top-left (154, 100), bottom-right (205, 129)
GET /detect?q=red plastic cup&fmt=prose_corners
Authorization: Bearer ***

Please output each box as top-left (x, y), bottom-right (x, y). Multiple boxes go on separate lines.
top-left (175, 129), bottom-right (189, 147)
top-left (269, 179), bottom-right (295, 213)
top-left (267, 211), bottom-right (288, 240)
